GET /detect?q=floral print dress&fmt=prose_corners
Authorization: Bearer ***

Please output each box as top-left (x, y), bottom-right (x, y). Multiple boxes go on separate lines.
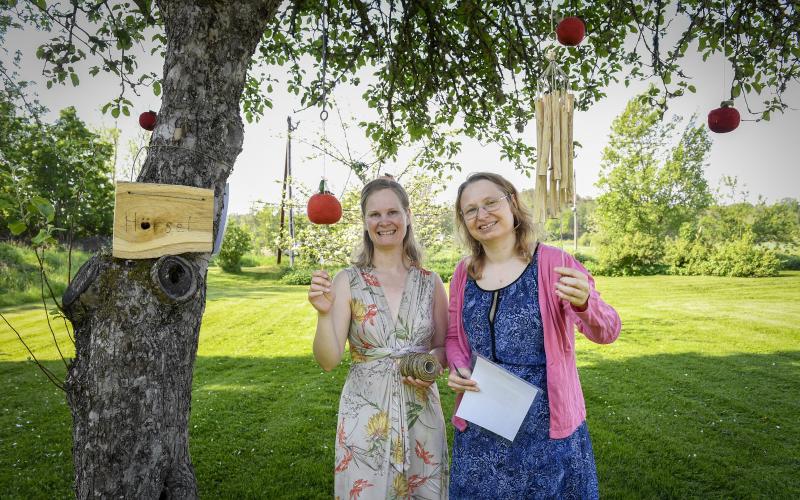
top-left (335, 266), bottom-right (449, 500)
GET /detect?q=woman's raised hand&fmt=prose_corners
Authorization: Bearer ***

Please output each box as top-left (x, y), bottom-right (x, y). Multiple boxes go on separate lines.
top-left (554, 266), bottom-right (590, 310)
top-left (308, 270), bottom-right (334, 314)
top-left (447, 367), bottom-right (478, 393)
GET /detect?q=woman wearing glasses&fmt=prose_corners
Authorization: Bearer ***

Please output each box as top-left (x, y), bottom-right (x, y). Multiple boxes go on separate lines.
top-left (445, 172), bottom-right (621, 499)
top-left (308, 176), bottom-right (450, 499)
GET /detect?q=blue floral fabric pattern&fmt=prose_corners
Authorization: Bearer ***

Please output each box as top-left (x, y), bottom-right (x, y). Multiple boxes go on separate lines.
top-left (450, 253), bottom-right (599, 499)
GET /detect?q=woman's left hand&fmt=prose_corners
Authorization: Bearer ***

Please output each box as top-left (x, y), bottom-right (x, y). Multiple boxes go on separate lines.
top-left (554, 266), bottom-right (590, 311)
top-left (402, 376), bottom-right (435, 388)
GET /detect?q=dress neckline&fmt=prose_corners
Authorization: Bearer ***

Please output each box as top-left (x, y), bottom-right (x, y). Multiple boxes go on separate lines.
top-left (470, 247), bottom-right (538, 293)
top-left (360, 265), bottom-right (415, 328)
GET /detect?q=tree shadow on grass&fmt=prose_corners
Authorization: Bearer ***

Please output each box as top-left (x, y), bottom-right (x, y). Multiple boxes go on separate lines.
top-left (580, 350), bottom-right (800, 499)
top-left (2, 351), bottom-right (798, 498)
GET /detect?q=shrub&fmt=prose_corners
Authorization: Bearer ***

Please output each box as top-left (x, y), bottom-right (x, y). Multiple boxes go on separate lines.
top-left (593, 232), bottom-right (666, 276)
top-left (279, 268), bottom-right (315, 285)
top-left (217, 224), bottom-right (253, 273)
top-left (578, 232), bottom-right (593, 247)
top-left (572, 251), bottom-right (597, 266)
top-left (776, 252), bottom-right (800, 271)
top-left (666, 233), bottom-right (780, 277)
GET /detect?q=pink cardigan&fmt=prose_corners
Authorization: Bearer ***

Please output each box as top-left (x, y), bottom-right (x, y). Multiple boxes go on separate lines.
top-left (445, 244), bottom-right (621, 439)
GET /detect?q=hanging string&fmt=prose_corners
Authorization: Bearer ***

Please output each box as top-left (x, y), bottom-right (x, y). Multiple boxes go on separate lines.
top-left (722, 0), bottom-right (727, 101)
top-left (319, 0), bottom-right (330, 182)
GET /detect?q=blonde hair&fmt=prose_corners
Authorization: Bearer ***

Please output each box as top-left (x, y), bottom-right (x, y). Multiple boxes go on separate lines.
top-left (455, 172), bottom-right (539, 279)
top-left (352, 177), bottom-right (423, 268)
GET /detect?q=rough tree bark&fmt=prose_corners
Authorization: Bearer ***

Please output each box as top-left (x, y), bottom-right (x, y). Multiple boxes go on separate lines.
top-left (62, 2), bottom-right (279, 497)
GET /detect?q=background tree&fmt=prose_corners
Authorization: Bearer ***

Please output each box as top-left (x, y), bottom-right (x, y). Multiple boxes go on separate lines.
top-left (25, 107), bottom-right (115, 238)
top-left (216, 224), bottom-right (253, 273)
top-left (4, 0), bottom-right (799, 497)
top-left (593, 90), bottom-right (713, 274)
top-left (1, 96), bottom-right (114, 242)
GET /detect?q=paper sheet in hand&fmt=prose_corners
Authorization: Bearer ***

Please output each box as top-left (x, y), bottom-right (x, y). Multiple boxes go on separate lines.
top-left (454, 355), bottom-right (540, 441)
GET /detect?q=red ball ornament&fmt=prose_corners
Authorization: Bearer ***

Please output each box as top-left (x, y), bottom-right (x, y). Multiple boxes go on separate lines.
top-left (139, 110), bottom-right (157, 131)
top-left (307, 179), bottom-right (342, 225)
top-left (707, 101), bottom-right (740, 133)
top-left (556, 16), bottom-right (586, 46)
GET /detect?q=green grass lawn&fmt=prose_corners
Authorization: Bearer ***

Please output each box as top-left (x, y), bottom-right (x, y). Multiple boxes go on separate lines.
top-left (1, 268), bottom-right (799, 498)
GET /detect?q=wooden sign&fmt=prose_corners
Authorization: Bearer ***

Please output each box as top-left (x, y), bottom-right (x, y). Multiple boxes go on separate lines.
top-left (113, 182), bottom-right (214, 259)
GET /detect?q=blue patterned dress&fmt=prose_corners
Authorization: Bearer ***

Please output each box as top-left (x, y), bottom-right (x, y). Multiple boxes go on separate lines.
top-left (450, 253), bottom-right (599, 499)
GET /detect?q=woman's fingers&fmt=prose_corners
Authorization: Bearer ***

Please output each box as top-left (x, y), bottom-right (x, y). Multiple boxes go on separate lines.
top-left (447, 369), bottom-right (478, 393)
top-left (402, 376), bottom-right (433, 388)
top-left (555, 282), bottom-right (585, 299)
top-left (307, 270), bottom-right (334, 313)
top-left (554, 267), bottom-right (589, 307)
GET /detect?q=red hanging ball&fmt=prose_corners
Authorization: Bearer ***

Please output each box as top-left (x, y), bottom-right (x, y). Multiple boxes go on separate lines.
top-left (556, 16), bottom-right (586, 46)
top-left (307, 179), bottom-right (342, 225)
top-left (707, 101), bottom-right (740, 133)
top-left (139, 110), bottom-right (157, 131)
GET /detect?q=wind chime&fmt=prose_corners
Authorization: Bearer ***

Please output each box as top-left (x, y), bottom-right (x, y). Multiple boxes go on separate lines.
top-left (532, 48), bottom-right (576, 226)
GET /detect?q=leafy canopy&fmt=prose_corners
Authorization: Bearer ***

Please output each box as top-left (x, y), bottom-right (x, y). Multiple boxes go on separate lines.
top-left (5, 1), bottom-right (799, 171)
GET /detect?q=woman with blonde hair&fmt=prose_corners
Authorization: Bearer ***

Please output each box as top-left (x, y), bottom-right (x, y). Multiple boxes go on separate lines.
top-left (308, 176), bottom-right (449, 499)
top-left (445, 172), bottom-right (621, 499)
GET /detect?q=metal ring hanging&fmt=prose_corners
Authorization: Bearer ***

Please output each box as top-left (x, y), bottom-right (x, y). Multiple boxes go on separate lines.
top-left (318, 0), bottom-right (330, 123)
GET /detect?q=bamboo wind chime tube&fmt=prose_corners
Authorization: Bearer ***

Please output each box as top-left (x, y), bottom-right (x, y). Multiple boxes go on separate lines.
top-left (548, 93), bottom-right (561, 218)
top-left (534, 97), bottom-right (548, 224)
top-left (566, 93), bottom-right (575, 206)
top-left (537, 96), bottom-right (551, 177)
top-left (559, 91), bottom-right (571, 211)
top-left (535, 98), bottom-right (546, 176)
top-left (534, 169), bottom-right (547, 225)
top-left (550, 93), bottom-right (562, 182)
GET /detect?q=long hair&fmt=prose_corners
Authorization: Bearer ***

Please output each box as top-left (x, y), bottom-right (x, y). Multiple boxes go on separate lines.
top-left (454, 172), bottom-right (539, 279)
top-left (352, 177), bottom-right (423, 268)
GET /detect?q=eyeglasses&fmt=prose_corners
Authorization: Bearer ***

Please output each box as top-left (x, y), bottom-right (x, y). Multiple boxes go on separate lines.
top-left (460, 194), bottom-right (511, 221)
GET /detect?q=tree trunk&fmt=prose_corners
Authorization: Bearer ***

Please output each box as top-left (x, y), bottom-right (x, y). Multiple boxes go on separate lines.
top-left (63, 2), bottom-right (279, 497)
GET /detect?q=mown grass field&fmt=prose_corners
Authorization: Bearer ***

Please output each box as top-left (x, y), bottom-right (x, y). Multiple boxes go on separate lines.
top-left (1, 266), bottom-right (799, 498)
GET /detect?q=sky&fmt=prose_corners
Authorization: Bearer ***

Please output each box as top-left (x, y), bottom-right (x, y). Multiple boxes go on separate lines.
top-left (4, 14), bottom-right (799, 216)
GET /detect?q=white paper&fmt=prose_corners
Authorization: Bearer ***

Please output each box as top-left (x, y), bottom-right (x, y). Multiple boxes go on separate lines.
top-left (454, 355), bottom-right (540, 441)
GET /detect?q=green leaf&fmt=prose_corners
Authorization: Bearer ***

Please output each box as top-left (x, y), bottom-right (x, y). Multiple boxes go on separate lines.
top-left (111, 107), bottom-right (120, 118)
top-left (31, 196), bottom-right (55, 222)
top-left (33, 0), bottom-right (46, 10)
top-left (8, 220), bottom-right (27, 235)
top-left (153, 81), bottom-right (161, 96)
top-left (31, 228), bottom-right (50, 245)
top-left (70, 72), bottom-right (79, 86)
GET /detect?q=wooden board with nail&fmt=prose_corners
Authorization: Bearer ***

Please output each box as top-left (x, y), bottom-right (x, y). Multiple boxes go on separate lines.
top-left (112, 181), bottom-right (215, 259)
